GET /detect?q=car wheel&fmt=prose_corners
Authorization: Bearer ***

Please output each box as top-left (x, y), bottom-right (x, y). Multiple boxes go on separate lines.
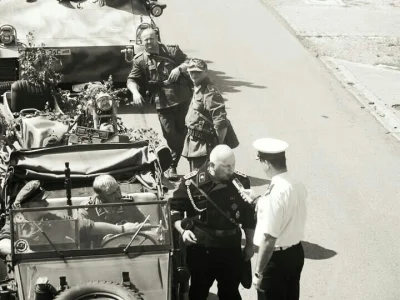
top-left (56, 281), bottom-right (144, 300)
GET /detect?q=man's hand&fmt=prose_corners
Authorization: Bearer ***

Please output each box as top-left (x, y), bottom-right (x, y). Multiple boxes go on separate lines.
top-left (240, 189), bottom-right (259, 204)
top-left (242, 244), bottom-right (255, 261)
top-left (131, 92), bottom-right (145, 107)
top-left (168, 67), bottom-right (181, 83)
top-left (252, 274), bottom-right (265, 292)
top-left (181, 230), bottom-right (197, 245)
top-left (123, 222), bottom-right (141, 232)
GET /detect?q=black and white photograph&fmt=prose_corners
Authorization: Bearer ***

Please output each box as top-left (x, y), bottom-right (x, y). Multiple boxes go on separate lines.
top-left (0, 0), bottom-right (399, 299)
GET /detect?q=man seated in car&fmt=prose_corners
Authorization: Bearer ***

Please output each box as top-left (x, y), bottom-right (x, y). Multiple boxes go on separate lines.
top-left (78, 175), bottom-right (149, 246)
top-left (78, 175), bottom-right (147, 223)
top-left (0, 180), bottom-right (142, 255)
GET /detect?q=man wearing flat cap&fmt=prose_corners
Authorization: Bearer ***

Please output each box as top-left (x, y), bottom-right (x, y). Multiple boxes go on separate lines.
top-left (183, 58), bottom-right (238, 172)
top-left (0, 180), bottom-right (142, 255)
top-left (240, 138), bottom-right (308, 300)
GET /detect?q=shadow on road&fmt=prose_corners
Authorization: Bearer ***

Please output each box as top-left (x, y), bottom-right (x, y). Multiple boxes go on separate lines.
top-left (302, 241), bottom-right (337, 260)
top-left (240, 240), bottom-right (337, 259)
top-left (202, 60), bottom-right (267, 95)
top-left (207, 293), bottom-right (219, 300)
top-left (248, 176), bottom-right (270, 187)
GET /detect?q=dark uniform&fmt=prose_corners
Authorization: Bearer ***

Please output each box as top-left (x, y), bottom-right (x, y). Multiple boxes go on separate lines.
top-left (182, 77), bottom-right (229, 171)
top-left (78, 196), bottom-right (146, 224)
top-left (127, 44), bottom-right (192, 171)
top-left (170, 163), bottom-right (256, 300)
top-left (78, 196), bottom-right (146, 247)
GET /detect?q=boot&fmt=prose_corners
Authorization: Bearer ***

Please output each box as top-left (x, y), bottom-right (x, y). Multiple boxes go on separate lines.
top-left (166, 167), bottom-right (179, 181)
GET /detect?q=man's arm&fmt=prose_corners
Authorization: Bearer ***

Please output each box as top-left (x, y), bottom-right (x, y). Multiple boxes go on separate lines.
top-left (239, 176), bottom-right (256, 260)
top-left (205, 89), bottom-right (229, 143)
top-left (170, 179), bottom-right (198, 245)
top-left (255, 233), bottom-right (277, 274)
top-left (127, 59), bottom-right (146, 106)
top-left (0, 239), bottom-right (11, 256)
top-left (0, 221), bottom-right (11, 255)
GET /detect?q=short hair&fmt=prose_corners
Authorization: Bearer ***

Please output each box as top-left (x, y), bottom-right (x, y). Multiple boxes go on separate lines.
top-left (264, 156), bottom-right (287, 170)
top-left (93, 175), bottom-right (119, 195)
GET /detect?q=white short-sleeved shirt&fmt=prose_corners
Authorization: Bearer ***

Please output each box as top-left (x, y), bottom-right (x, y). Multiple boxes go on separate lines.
top-left (253, 172), bottom-right (307, 247)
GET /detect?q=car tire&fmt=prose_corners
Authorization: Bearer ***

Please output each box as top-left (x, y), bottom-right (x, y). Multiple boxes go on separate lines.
top-left (56, 281), bottom-right (144, 300)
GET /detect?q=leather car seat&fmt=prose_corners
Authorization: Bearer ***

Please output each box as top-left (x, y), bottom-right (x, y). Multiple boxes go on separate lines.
top-left (10, 80), bottom-right (53, 113)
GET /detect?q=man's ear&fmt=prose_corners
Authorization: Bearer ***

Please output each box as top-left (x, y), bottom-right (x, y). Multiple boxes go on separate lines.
top-left (209, 161), bottom-right (215, 170)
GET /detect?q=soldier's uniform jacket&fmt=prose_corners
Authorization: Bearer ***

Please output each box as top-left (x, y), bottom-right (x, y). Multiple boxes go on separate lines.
top-left (170, 163), bottom-right (256, 248)
top-left (127, 43), bottom-right (192, 110)
top-left (182, 78), bottom-right (228, 158)
top-left (78, 196), bottom-right (146, 225)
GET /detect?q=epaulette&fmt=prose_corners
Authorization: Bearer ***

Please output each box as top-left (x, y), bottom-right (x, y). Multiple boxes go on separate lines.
top-left (166, 44), bottom-right (178, 48)
top-left (184, 170), bottom-right (198, 180)
top-left (234, 170), bottom-right (247, 178)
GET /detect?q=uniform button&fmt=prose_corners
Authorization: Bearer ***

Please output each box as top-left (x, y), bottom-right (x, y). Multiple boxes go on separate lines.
top-left (206, 250), bottom-right (209, 254)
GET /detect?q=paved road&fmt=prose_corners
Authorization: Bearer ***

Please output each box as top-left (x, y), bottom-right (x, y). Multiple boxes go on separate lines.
top-left (120, 0), bottom-right (400, 299)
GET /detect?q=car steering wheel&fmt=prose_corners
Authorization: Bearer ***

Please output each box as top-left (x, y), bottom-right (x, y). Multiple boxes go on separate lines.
top-left (101, 231), bottom-right (158, 248)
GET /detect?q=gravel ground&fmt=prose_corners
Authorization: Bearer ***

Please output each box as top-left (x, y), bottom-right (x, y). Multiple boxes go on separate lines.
top-left (300, 36), bottom-right (400, 67)
top-left (262, 0), bottom-right (400, 67)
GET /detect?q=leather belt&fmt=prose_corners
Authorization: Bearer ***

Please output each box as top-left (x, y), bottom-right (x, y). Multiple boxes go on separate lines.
top-left (187, 128), bottom-right (215, 141)
top-left (274, 242), bottom-right (300, 251)
top-left (196, 226), bottom-right (238, 237)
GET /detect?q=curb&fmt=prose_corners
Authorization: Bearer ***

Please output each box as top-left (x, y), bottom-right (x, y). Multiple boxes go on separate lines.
top-left (321, 57), bottom-right (400, 142)
top-left (259, 0), bottom-right (400, 143)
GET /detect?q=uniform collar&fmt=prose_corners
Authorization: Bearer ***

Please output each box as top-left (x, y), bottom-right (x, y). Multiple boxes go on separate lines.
top-left (271, 171), bottom-right (288, 183)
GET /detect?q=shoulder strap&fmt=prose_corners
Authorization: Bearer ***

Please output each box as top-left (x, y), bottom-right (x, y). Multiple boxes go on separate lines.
top-left (189, 179), bottom-right (239, 227)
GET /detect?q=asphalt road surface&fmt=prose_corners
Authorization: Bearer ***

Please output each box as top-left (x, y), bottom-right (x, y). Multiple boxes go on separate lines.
top-left (119, 0), bottom-right (400, 299)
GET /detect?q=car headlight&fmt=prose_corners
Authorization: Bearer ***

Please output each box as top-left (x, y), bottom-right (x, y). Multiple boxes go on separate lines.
top-left (0, 24), bottom-right (17, 45)
top-left (95, 93), bottom-right (113, 111)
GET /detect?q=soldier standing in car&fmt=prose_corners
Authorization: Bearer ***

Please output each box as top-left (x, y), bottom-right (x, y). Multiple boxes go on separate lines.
top-left (170, 145), bottom-right (256, 300)
top-left (126, 27), bottom-right (192, 181)
top-left (183, 59), bottom-right (230, 172)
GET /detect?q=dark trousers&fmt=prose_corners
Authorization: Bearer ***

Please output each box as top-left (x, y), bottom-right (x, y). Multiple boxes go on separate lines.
top-left (158, 103), bottom-right (189, 168)
top-left (257, 242), bottom-right (305, 300)
top-left (186, 245), bottom-right (242, 300)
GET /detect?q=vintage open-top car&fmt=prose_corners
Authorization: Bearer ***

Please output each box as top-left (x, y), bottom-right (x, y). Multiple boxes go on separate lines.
top-left (0, 0), bottom-right (167, 91)
top-left (0, 141), bottom-right (189, 300)
top-left (0, 0), bottom-right (168, 150)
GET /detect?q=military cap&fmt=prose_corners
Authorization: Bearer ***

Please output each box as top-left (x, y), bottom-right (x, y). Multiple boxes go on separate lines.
top-left (253, 138), bottom-right (289, 160)
top-left (187, 58), bottom-right (207, 72)
top-left (13, 180), bottom-right (50, 208)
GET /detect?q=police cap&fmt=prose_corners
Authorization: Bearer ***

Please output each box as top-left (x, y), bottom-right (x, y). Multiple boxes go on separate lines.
top-left (187, 58), bottom-right (207, 72)
top-left (253, 138), bottom-right (289, 161)
top-left (13, 180), bottom-right (51, 208)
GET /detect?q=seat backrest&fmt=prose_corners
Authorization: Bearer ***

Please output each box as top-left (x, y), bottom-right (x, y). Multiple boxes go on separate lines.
top-left (10, 80), bottom-right (52, 113)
